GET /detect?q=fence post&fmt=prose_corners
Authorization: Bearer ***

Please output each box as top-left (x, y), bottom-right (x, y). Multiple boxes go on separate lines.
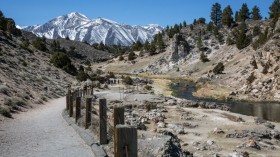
top-left (114, 125), bottom-right (137, 157)
top-left (66, 94), bottom-right (69, 110)
top-left (85, 98), bottom-right (92, 129)
top-left (69, 95), bottom-right (73, 117)
top-left (75, 97), bottom-right (81, 123)
top-left (113, 106), bottom-right (124, 128)
top-left (99, 98), bottom-right (107, 144)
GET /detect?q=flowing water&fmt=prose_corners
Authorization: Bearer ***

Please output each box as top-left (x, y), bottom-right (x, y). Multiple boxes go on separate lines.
top-left (170, 80), bottom-right (280, 122)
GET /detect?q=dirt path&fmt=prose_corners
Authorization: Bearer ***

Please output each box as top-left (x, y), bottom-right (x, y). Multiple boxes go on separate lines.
top-left (0, 97), bottom-right (94, 157)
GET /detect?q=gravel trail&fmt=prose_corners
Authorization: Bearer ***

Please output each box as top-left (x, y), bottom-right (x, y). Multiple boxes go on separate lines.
top-left (0, 97), bottom-right (94, 157)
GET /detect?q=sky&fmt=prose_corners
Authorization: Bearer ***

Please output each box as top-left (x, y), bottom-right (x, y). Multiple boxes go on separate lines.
top-left (0, 0), bottom-right (274, 27)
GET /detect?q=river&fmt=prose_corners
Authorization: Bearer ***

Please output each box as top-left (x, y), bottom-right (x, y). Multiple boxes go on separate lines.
top-left (170, 80), bottom-right (280, 122)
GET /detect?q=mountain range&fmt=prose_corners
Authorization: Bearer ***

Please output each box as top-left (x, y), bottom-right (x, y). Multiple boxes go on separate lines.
top-left (18, 12), bottom-right (164, 46)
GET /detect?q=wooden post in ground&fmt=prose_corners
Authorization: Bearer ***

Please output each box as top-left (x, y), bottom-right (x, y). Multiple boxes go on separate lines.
top-left (113, 106), bottom-right (124, 128)
top-left (114, 125), bottom-right (137, 157)
top-left (66, 94), bottom-right (69, 110)
top-left (69, 95), bottom-right (73, 117)
top-left (85, 98), bottom-right (92, 129)
top-left (75, 97), bottom-right (81, 123)
top-left (99, 98), bottom-right (107, 144)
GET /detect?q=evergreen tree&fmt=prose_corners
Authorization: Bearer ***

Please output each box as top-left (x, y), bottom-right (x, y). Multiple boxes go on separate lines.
top-left (179, 23), bottom-right (183, 29)
top-left (197, 37), bottom-right (203, 51)
top-left (50, 40), bottom-right (61, 52)
top-left (221, 5), bottom-right (233, 27)
top-left (155, 33), bottom-right (165, 51)
top-left (128, 51), bottom-right (136, 61)
top-left (197, 18), bottom-right (206, 24)
top-left (236, 22), bottom-right (251, 50)
top-left (211, 3), bottom-right (222, 26)
top-left (251, 6), bottom-right (262, 20)
top-left (269, 0), bottom-right (280, 19)
top-left (149, 42), bottom-right (156, 55)
top-left (207, 22), bottom-right (214, 31)
top-left (0, 10), bottom-right (4, 18)
top-left (193, 19), bottom-right (197, 25)
top-left (235, 11), bottom-right (240, 22)
top-left (239, 3), bottom-right (250, 21)
top-left (183, 21), bottom-right (187, 27)
top-left (143, 40), bottom-right (150, 51)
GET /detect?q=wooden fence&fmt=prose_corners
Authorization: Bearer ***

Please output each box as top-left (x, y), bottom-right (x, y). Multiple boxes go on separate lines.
top-left (66, 86), bottom-right (137, 157)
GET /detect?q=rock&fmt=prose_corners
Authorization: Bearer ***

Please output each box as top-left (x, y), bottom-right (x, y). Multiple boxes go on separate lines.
top-left (213, 127), bottom-right (225, 134)
top-left (254, 117), bottom-right (275, 129)
top-left (241, 139), bottom-right (260, 150)
top-left (157, 122), bottom-right (166, 128)
top-left (167, 34), bottom-right (190, 62)
top-left (137, 122), bottom-right (147, 130)
top-left (206, 140), bottom-right (215, 146)
top-left (271, 129), bottom-right (280, 140)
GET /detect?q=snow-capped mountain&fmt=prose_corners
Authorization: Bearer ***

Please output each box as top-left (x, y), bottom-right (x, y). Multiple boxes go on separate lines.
top-left (20, 12), bottom-right (164, 46)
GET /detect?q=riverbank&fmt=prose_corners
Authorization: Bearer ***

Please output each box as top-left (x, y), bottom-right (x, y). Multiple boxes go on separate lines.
top-left (93, 86), bottom-right (280, 157)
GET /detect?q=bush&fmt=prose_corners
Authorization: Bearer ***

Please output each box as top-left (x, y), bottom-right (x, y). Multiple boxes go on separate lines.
top-left (32, 37), bottom-right (47, 51)
top-left (0, 107), bottom-right (12, 118)
top-left (128, 51), bottom-right (136, 61)
top-left (200, 52), bottom-right (209, 62)
top-left (144, 85), bottom-right (152, 90)
top-left (0, 85), bottom-right (9, 95)
top-left (213, 62), bottom-right (224, 74)
top-left (22, 61), bottom-right (27, 67)
top-left (119, 55), bottom-right (124, 61)
top-left (50, 52), bottom-right (77, 75)
top-left (123, 76), bottom-right (133, 85)
top-left (76, 70), bottom-right (89, 82)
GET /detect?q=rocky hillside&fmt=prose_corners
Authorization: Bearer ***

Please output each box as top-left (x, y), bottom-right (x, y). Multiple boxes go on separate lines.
top-left (0, 14), bottom-right (80, 118)
top-left (93, 18), bottom-right (280, 102)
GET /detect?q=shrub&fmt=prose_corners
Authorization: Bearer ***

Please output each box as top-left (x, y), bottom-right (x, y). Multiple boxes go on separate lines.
top-left (123, 76), bottom-right (133, 85)
top-left (213, 62), bottom-right (224, 74)
top-left (22, 61), bottom-right (27, 67)
top-left (128, 51), bottom-right (136, 61)
top-left (76, 70), bottom-right (89, 82)
top-left (32, 37), bottom-right (47, 51)
top-left (50, 52), bottom-right (77, 75)
top-left (200, 52), bottom-right (209, 62)
top-left (0, 85), bottom-right (9, 95)
top-left (144, 85), bottom-right (152, 90)
top-left (0, 107), bottom-right (12, 118)
top-left (119, 55), bottom-right (124, 61)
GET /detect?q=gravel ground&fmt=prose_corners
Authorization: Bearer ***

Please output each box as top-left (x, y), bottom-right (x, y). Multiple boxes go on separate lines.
top-left (0, 97), bottom-right (94, 157)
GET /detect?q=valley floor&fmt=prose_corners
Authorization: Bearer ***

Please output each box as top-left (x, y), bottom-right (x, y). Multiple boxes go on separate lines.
top-left (0, 98), bottom-right (93, 157)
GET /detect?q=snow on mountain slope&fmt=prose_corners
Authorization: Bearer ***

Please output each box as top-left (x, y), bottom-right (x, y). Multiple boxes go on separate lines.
top-left (20, 12), bottom-right (164, 46)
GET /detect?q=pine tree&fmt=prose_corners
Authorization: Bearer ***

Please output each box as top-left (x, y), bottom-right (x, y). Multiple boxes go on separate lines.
top-left (197, 18), bottom-right (206, 24)
top-left (128, 51), bottom-right (136, 61)
top-left (144, 40), bottom-right (150, 51)
top-left (221, 5), bottom-right (233, 27)
top-left (211, 3), bottom-right (222, 26)
top-left (193, 19), bottom-right (197, 25)
top-left (200, 52), bottom-right (209, 62)
top-left (251, 6), bottom-right (262, 20)
top-left (269, 0), bottom-right (280, 19)
top-left (236, 22), bottom-right (251, 50)
top-left (0, 10), bottom-right (4, 18)
top-left (197, 37), bottom-right (203, 51)
top-left (235, 11), bottom-right (240, 22)
top-left (239, 3), bottom-right (250, 21)
top-left (179, 23), bottom-right (183, 29)
top-left (207, 22), bottom-right (214, 31)
top-left (183, 21), bottom-right (187, 27)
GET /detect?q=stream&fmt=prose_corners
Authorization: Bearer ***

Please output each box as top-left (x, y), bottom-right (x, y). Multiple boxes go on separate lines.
top-left (170, 80), bottom-right (280, 122)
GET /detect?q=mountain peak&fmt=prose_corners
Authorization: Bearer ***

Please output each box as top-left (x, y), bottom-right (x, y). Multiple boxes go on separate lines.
top-left (61, 12), bottom-right (90, 20)
top-left (20, 12), bottom-right (163, 46)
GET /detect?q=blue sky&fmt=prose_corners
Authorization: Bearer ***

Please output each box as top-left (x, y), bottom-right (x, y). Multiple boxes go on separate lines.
top-left (1, 0), bottom-right (274, 27)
